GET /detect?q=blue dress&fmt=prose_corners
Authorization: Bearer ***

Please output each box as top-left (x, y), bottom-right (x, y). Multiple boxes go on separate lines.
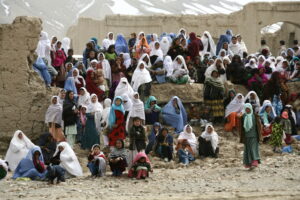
top-left (82, 113), bottom-right (100, 150)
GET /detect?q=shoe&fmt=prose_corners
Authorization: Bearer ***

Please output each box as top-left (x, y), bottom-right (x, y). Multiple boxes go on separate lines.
top-left (164, 158), bottom-right (169, 162)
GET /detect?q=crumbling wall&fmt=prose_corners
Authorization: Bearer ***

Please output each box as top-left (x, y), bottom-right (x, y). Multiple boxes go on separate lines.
top-left (0, 16), bottom-right (55, 152)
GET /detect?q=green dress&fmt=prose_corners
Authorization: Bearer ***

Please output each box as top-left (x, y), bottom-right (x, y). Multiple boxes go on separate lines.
top-left (82, 113), bottom-right (100, 150)
top-left (243, 114), bottom-right (260, 166)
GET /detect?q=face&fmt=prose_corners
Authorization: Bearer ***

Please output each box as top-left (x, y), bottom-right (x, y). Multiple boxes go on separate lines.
top-left (220, 51), bottom-right (225, 57)
top-left (150, 101), bottom-right (156, 106)
top-left (172, 98), bottom-right (178, 107)
top-left (177, 58), bottom-right (182, 65)
top-left (58, 146), bottom-right (64, 152)
top-left (115, 99), bottom-right (122, 106)
top-left (237, 36), bottom-right (241, 42)
top-left (265, 106), bottom-right (272, 113)
top-left (52, 97), bottom-right (58, 104)
top-left (91, 62), bottom-right (97, 68)
top-left (99, 54), bottom-right (104, 60)
top-left (91, 95), bottom-right (97, 103)
top-left (67, 64), bottom-right (73, 71)
top-left (162, 130), bottom-right (168, 137)
top-left (143, 56), bottom-right (149, 63)
top-left (60, 90), bottom-right (66, 99)
top-left (154, 125), bottom-right (160, 131)
top-left (115, 140), bottom-right (123, 149)
top-left (216, 59), bottom-right (222, 66)
top-left (56, 42), bottom-right (61, 48)
top-left (139, 34), bottom-right (144, 40)
top-left (229, 91), bottom-right (235, 98)
top-left (250, 93), bottom-right (256, 100)
top-left (139, 157), bottom-right (146, 163)
top-left (232, 37), bottom-right (237, 44)
top-left (33, 151), bottom-right (40, 159)
top-left (223, 43), bottom-right (228, 49)
top-left (134, 94), bottom-right (139, 99)
top-left (245, 107), bottom-right (251, 114)
top-left (78, 63), bottom-right (83, 70)
top-left (186, 126), bottom-right (192, 133)
top-left (237, 95), bottom-right (242, 100)
top-left (212, 71), bottom-right (218, 78)
top-left (175, 39), bottom-right (180, 45)
top-left (133, 119), bottom-right (141, 126)
top-left (155, 43), bottom-right (160, 49)
top-left (139, 63), bottom-right (145, 70)
top-left (52, 37), bottom-right (57, 44)
top-left (80, 89), bottom-right (85, 96)
top-left (72, 70), bottom-right (78, 77)
top-left (93, 147), bottom-right (100, 155)
top-left (207, 126), bottom-right (213, 134)
top-left (68, 92), bottom-right (74, 100)
top-left (109, 33), bottom-right (113, 40)
top-left (18, 132), bottom-right (23, 140)
top-left (81, 107), bottom-right (86, 114)
top-left (89, 51), bottom-right (96, 58)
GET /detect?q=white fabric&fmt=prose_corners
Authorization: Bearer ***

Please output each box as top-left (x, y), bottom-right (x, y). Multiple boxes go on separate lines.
top-left (164, 56), bottom-right (173, 77)
top-left (72, 68), bottom-right (86, 86)
top-left (102, 32), bottom-right (115, 50)
top-left (201, 124), bottom-right (219, 152)
top-left (228, 42), bottom-right (242, 57)
top-left (101, 98), bottom-right (112, 129)
top-left (54, 142), bottom-right (83, 177)
top-left (244, 91), bottom-right (261, 112)
top-left (98, 53), bottom-right (112, 84)
top-left (178, 28), bottom-right (187, 39)
top-left (149, 33), bottom-right (158, 50)
top-left (150, 41), bottom-right (163, 59)
top-left (5, 130), bottom-right (35, 171)
top-left (121, 94), bottom-right (133, 111)
top-left (225, 93), bottom-right (245, 117)
top-left (205, 58), bottom-right (227, 83)
top-left (178, 125), bottom-right (197, 154)
top-left (171, 55), bottom-right (188, 79)
top-left (139, 53), bottom-right (151, 69)
top-left (45, 96), bottom-right (63, 126)
top-left (122, 53), bottom-right (131, 69)
top-left (78, 87), bottom-right (91, 107)
top-left (201, 31), bottom-right (216, 56)
top-left (160, 36), bottom-right (170, 56)
top-left (0, 159), bottom-right (8, 172)
top-left (239, 40), bottom-right (248, 53)
top-left (62, 37), bottom-right (71, 55)
top-left (126, 92), bottom-right (145, 131)
top-left (245, 58), bottom-right (257, 69)
top-left (131, 61), bottom-right (152, 92)
top-left (36, 31), bottom-right (51, 64)
top-left (87, 94), bottom-right (103, 132)
top-left (115, 77), bottom-right (134, 98)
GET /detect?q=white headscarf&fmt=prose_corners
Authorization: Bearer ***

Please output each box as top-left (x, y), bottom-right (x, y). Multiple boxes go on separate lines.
top-left (5, 130), bottom-right (35, 171)
top-left (98, 53), bottom-right (112, 84)
top-left (131, 61), bottom-right (152, 92)
top-left (87, 94), bottom-right (103, 132)
top-left (72, 68), bottom-right (86, 86)
top-left (201, 31), bottom-right (216, 56)
top-left (126, 92), bottom-right (145, 131)
top-left (123, 53), bottom-right (131, 69)
top-left (53, 142), bottom-right (83, 177)
top-left (121, 94), bottom-right (133, 111)
top-left (115, 77), bottom-right (134, 98)
top-left (36, 31), bottom-right (51, 60)
top-left (150, 41), bottom-right (163, 59)
top-left (178, 125), bottom-right (197, 153)
top-left (244, 91), bottom-right (261, 112)
top-left (201, 124), bottom-right (219, 152)
top-left (61, 37), bottom-right (71, 55)
top-left (245, 58), bottom-right (258, 69)
top-left (0, 159), bottom-right (8, 172)
top-left (139, 53), bottom-right (151, 69)
top-left (172, 55), bottom-right (188, 71)
top-left (164, 56), bottom-right (173, 77)
top-left (160, 36), bottom-right (170, 56)
top-left (45, 96), bottom-right (63, 126)
top-left (78, 87), bottom-right (91, 107)
top-left (225, 93), bottom-right (245, 117)
top-left (101, 98), bottom-right (112, 129)
top-left (102, 32), bottom-right (115, 50)
top-left (205, 58), bottom-right (226, 83)
top-left (149, 33), bottom-right (158, 50)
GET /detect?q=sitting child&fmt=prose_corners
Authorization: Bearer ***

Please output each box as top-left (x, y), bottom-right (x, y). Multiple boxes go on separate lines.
top-left (281, 111), bottom-right (292, 144)
top-left (155, 128), bottom-right (174, 162)
top-left (269, 117), bottom-right (284, 153)
top-left (177, 140), bottom-right (195, 165)
top-left (198, 124), bottom-right (219, 158)
top-left (128, 152), bottom-right (152, 179)
top-left (87, 144), bottom-right (106, 177)
top-left (108, 139), bottom-right (127, 177)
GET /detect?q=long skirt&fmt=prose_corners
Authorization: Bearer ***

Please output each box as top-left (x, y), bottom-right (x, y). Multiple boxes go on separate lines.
top-left (65, 124), bottom-right (77, 148)
top-left (204, 99), bottom-right (224, 118)
top-left (224, 112), bottom-right (239, 132)
top-left (109, 158), bottom-right (127, 173)
top-left (82, 115), bottom-right (100, 150)
top-left (198, 137), bottom-right (218, 158)
top-left (243, 137), bottom-right (260, 167)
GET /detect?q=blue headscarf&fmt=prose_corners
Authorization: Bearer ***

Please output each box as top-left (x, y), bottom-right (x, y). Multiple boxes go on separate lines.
top-left (115, 34), bottom-right (129, 55)
top-left (90, 37), bottom-right (101, 51)
top-left (12, 146), bottom-right (45, 179)
top-left (162, 96), bottom-right (187, 133)
top-left (108, 96), bottom-right (125, 128)
top-left (64, 77), bottom-right (77, 95)
top-left (148, 122), bottom-right (162, 143)
top-left (146, 34), bottom-right (152, 45)
top-left (243, 103), bottom-right (253, 132)
top-left (216, 29), bottom-right (232, 55)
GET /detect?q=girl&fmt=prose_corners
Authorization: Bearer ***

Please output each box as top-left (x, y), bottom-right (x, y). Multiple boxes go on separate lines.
top-left (45, 96), bottom-right (65, 142)
top-left (239, 103), bottom-right (261, 170)
top-left (126, 92), bottom-right (145, 132)
top-left (224, 94), bottom-right (245, 132)
top-left (82, 94), bottom-right (103, 150)
top-left (170, 55), bottom-right (190, 84)
top-left (114, 77), bottom-right (134, 98)
top-left (13, 146), bottom-right (47, 180)
top-left (97, 53), bottom-right (112, 86)
top-left (5, 130), bottom-right (35, 171)
top-left (72, 68), bottom-right (86, 93)
top-left (177, 140), bottom-right (195, 165)
top-left (109, 139), bottom-right (127, 177)
top-left (87, 144), bottom-right (106, 177)
top-left (198, 124), bottom-right (219, 158)
top-left (178, 125), bottom-right (197, 155)
top-left (145, 122), bottom-right (161, 154)
top-left (269, 117), bottom-right (284, 153)
top-left (162, 96), bottom-right (187, 133)
top-left (144, 96), bottom-right (161, 125)
top-left (63, 91), bottom-right (78, 148)
top-left (281, 111), bottom-right (292, 145)
top-left (259, 101), bottom-right (276, 140)
top-left (155, 128), bottom-right (174, 162)
top-left (128, 152), bottom-right (152, 179)
top-left (244, 91), bottom-right (261, 113)
top-left (108, 96), bottom-right (126, 148)
top-left (78, 87), bottom-right (91, 107)
top-left (58, 89), bottom-right (66, 105)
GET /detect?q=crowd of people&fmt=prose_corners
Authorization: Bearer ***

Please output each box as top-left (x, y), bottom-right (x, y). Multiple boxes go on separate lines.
top-left (0, 28), bottom-right (300, 182)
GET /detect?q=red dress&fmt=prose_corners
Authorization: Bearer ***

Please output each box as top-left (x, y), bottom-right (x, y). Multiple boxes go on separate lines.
top-left (108, 110), bottom-right (126, 146)
top-left (75, 77), bottom-right (85, 94)
top-left (86, 70), bottom-right (105, 101)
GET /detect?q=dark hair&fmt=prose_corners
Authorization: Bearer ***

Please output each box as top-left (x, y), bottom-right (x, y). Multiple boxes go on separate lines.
top-left (274, 116), bottom-right (281, 124)
top-left (261, 39), bottom-right (266, 45)
top-left (160, 127), bottom-right (169, 134)
top-left (279, 40), bottom-right (285, 45)
top-left (131, 33), bottom-right (136, 37)
top-left (133, 117), bottom-right (142, 122)
top-left (115, 139), bottom-right (124, 148)
top-left (294, 40), bottom-right (298, 45)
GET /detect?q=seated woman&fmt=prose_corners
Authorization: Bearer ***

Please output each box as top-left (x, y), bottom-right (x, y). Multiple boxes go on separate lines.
top-left (177, 140), bottom-right (195, 165)
top-left (169, 55), bottom-right (190, 84)
top-left (259, 101), bottom-right (276, 140)
top-left (224, 93), bottom-right (245, 132)
top-left (72, 68), bottom-right (86, 93)
top-left (12, 146), bottom-right (47, 180)
top-left (144, 96), bottom-right (161, 125)
top-left (162, 96), bottom-right (187, 133)
top-left (178, 125), bottom-right (197, 155)
top-left (52, 142), bottom-right (83, 178)
top-left (244, 91), bottom-right (261, 113)
top-left (131, 61), bottom-right (152, 101)
top-left (0, 160), bottom-right (8, 180)
top-left (5, 130), bottom-right (35, 171)
top-left (109, 139), bottom-right (128, 177)
top-left (198, 124), bottom-right (219, 158)
top-left (87, 144), bottom-right (106, 177)
top-left (38, 132), bottom-right (57, 165)
top-left (223, 89), bottom-right (236, 109)
top-left (128, 152), bottom-right (152, 179)
top-left (126, 92), bottom-right (145, 132)
top-left (155, 128), bottom-right (174, 162)
top-left (145, 122), bottom-right (162, 154)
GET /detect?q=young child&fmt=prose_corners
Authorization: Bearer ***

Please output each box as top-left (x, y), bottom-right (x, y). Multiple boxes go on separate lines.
top-left (145, 122), bottom-right (161, 154)
top-left (78, 105), bottom-right (87, 145)
top-left (269, 117), bottom-right (284, 153)
top-left (128, 152), bottom-right (152, 179)
top-left (87, 144), bottom-right (106, 177)
top-left (281, 111), bottom-right (292, 145)
top-left (0, 159), bottom-right (9, 180)
top-left (128, 117), bottom-right (146, 168)
top-left (155, 128), bottom-right (174, 162)
top-left (177, 140), bottom-right (195, 165)
top-left (198, 124), bottom-right (219, 158)
top-left (109, 139), bottom-right (128, 177)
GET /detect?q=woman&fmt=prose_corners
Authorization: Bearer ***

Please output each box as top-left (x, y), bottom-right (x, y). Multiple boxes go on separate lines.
top-left (223, 89), bottom-right (236, 109)
top-left (86, 70), bottom-right (105, 102)
top-left (150, 41), bottom-right (163, 59)
top-left (163, 56), bottom-right (173, 80)
top-left (136, 36), bottom-right (150, 59)
top-left (160, 36), bottom-right (170, 56)
top-left (109, 139), bottom-right (128, 176)
top-left (169, 55), bottom-right (189, 84)
top-left (38, 132), bottom-right (56, 165)
top-left (201, 31), bottom-right (216, 57)
top-left (226, 55), bottom-right (245, 84)
top-left (244, 91), bottom-right (261, 113)
top-left (198, 124), bottom-right (219, 158)
top-left (52, 47), bottom-right (66, 87)
top-left (155, 128), bottom-right (173, 162)
top-left (205, 58), bottom-right (226, 83)
top-left (247, 67), bottom-right (268, 99)
top-left (62, 91), bottom-right (78, 148)
top-left (72, 68), bottom-right (86, 93)
top-left (239, 103), bottom-right (262, 169)
top-left (224, 93), bottom-right (245, 132)
top-left (145, 96), bottom-right (161, 125)
top-left (203, 70), bottom-right (225, 123)
top-left (5, 130), bottom-right (35, 171)
top-left (126, 92), bottom-right (145, 132)
top-left (52, 142), bottom-right (83, 177)
top-left (115, 34), bottom-right (129, 55)
top-left (188, 32), bottom-right (200, 60)
top-left (114, 77), bottom-right (134, 99)
top-left (162, 96), bottom-right (187, 133)
top-left (178, 125), bottom-right (197, 155)
top-left (167, 37), bottom-right (184, 60)
top-left (139, 53), bottom-right (152, 69)
top-left (121, 94), bottom-right (133, 122)
top-left (108, 96), bottom-right (126, 147)
top-left (12, 146), bottom-right (47, 180)
top-left (111, 57), bottom-right (126, 83)
top-left (45, 96), bottom-right (65, 142)
top-left (78, 87), bottom-right (91, 107)
top-left (131, 61), bottom-right (152, 101)
top-left (145, 122), bottom-right (161, 154)
top-left (101, 98), bottom-right (112, 147)
top-left (97, 53), bottom-right (112, 86)
top-left (64, 77), bottom-right (78, 96)
top-left (259, 101), bottom-right (276, 139)
top-left (58, 89), bottom-right (66, 105)
top-left (82, 94), bottom-right (103, 150)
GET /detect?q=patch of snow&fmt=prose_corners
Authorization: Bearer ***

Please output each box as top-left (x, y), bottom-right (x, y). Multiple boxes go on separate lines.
top-left (76, 0), bottom-right (95, 18)
top-left (210, 4), bottom-right (231, 14)
top-left (107, 0), bottom-right (141, 15)
top-left (144, 6), bottom-right (172, 14)
top-left (182, 3), bottom-right (206, 14)
top-left (53, 20), bottom-right (65, 28)
top-left (191, 3), bottom-right (218, 14)
top-left (181, 9), bottom-right (199, 15)
top-left (219, 1), bottom-right (240, 12)
top-left (261, 22), bottom-right (283, 34)
top-left (138, 0), bottom-right (154, 6)
top-left (22, 0), bottom-right (30, 8)
top-left (1, 0), bottom-right (9, 16)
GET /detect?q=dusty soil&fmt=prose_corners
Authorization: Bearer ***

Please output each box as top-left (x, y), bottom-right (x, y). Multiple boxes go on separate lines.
top-left (1, 127), bottom-right (300, 200)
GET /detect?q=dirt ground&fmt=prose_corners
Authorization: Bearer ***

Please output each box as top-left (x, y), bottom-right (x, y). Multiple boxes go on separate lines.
top-left (1, 126), bottom-right (300, 200)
